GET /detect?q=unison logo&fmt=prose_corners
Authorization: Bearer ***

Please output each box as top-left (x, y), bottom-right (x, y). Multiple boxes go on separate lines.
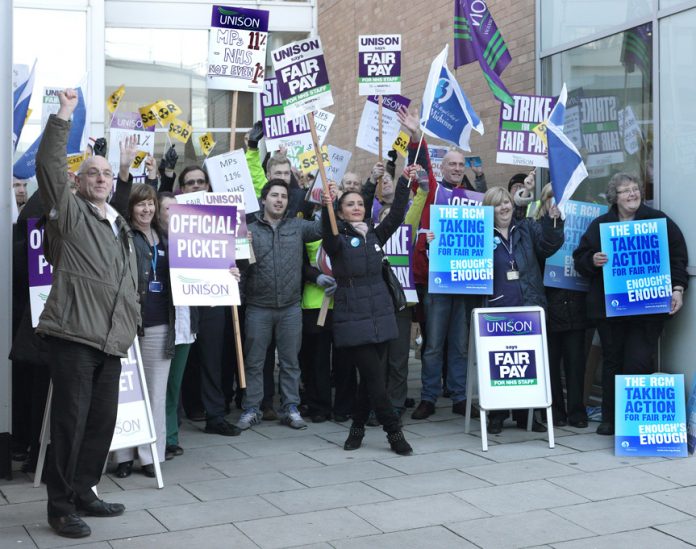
top-left (215, 6), bottom-right (262, 29)
top-left (480, 313), bottom-right (541, 336)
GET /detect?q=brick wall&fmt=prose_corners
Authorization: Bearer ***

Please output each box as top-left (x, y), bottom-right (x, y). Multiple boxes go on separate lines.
top-left (317, 0), bottom-right (536, 187)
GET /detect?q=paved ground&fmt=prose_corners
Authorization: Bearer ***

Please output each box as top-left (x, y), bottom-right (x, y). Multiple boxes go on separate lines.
top-left (2, 356), bottom-right (696, 549)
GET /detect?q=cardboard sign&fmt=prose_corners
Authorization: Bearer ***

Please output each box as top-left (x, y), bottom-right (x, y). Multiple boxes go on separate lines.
top-left (356, 94), bottom-right (411, 157)
top-left (544, 200), bottom-right (608, 291)
top-left (109, 112), bottom-right (155, 179)
top-left (204, 148), bottom-right (259, 214)
top-left (579, 95), bottom-right (624, 168)
top-left (392, 131), bottom-right (409, 158)
top-left (434, 186), bottom-right (484, 206)
top-left (428, 204), bottom-right (493, 294)
top-left (473, 307), bottom-right (551, 410)
top-left (271, 37), bottom-right (334, 121)
top-left (309, 145), bottom-right (352, 204)
top-left (358, 34), bottom-right (402, 96)
top-left (107, 85), bottom-right (126, 114)
top-left (600, 218), bottom-right (672, 317)
top-left (168, 119), bottom-right (193, 144)
top-left (138, 102), bottom-right (159, 128)
top-left (299, 145), bottom-right (330, 174)
top-left (497, 94), bottom-right (556, 168)
top-left (168, 204), bottom-right (241, 306)
top-left (261, 78), bottom-right (334, 153)
top-left (615, 374), bottom-right (687, 457)
top-left (27, 218), bottom-right (53, 327)
top-left (66, 152), bottom-right (87, 174)
top-left (153, 99), bottom-right (182, 125)
top-left (175, 191), bottom-right (251, 260)
top-left (41, 87), bottom-right (62, 131)
top-left (208, 4), bottom-right (269, 92)
top-left (428, 146), bottom-right (449, 181)
top-left (199, 132), bottom-right (217, 157)
top-left (383, 224), bottom-right (417, 303)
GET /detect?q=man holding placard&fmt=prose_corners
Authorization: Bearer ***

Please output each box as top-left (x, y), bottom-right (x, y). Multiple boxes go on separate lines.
top-left (574, 173), bottom-right (688, 436)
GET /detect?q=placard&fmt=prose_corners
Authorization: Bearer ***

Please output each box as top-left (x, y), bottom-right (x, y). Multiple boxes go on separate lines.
top-left (497, 94), bottom-right (556, 168)
top-left (687, 377), bottom-right (696, 454)
top-left (544, 200), bottom-right (608, 291)
top-left (579, 95), bottom-right (624, 168)
top-left (271, 37), bottom-right (333, 121)
top-left (358, 34), bottom-right (402, 96)
top-left (428, 146), bottom-right (449, 181)
top-left (168, 204), bottom-right (241, 306)
top-left (356, 94), bottom-right (411, 157)
top-left (473, 307), bottom-right (551, 410)
top-left (434, 186), bottom-right (484, 206)
top-left (109, 112), bottom-right (156, 180)
top-left (615, 374), bottom-right (687, 457)
top-left (261, 78), bottom-right (334, 153)
top-left (208, 5), bottom-right (269, 92)
top-left (41, 87), bottom-right (62, 131)
top-left (204, 148), bottom-right (259, 214)
top-left (383, 224), bottom-right (417, 303)
top-left (27, 218), bottom-right (52, 328)
top-left (309, 145), bottom-right (352, 204)
top-left (110, 341), bottom-right (157, 452)
top-left (600, 218), bottom-right (672, 317)
top-left (428, 204), bottom-right (493, 294)
top-left (176, 191), bottom-right (251, 260)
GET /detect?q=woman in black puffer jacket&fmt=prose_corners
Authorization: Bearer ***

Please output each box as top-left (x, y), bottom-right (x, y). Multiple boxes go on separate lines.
top-left (321, 166), bottom-right (417, 455)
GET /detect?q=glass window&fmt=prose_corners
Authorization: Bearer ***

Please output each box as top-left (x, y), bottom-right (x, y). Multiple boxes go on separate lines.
top-left (659, 7), bottom-right (696, 266)
top-left (541, 25), bottom-right (653, 204)
top-left (13, 7), bottom-right (87, 155)
top-left (541, 0), bottom-right (654, 51)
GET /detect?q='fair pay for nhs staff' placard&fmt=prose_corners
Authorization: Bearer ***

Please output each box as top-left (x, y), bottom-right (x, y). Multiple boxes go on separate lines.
top-left (271, 37), bottom-right (333, 121)
top-left (428, 205), bottom-right (493, 295)
top-left (600, 218), bottom-right (672, 317)
top-left (358, 34), bottom-right (401, 96)
top-left (544, 200), bottom-right (608, 291)
top-left (168, 204), bottom-right (241, 307)
top-left (615, 374), bottom-right (687, 457)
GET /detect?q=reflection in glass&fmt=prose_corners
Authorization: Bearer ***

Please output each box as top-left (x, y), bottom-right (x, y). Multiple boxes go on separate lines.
top-left (541, 25), bottom-right (653, 204)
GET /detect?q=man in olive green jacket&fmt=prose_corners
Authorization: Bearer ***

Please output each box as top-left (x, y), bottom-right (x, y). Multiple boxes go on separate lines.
top-left (36, 89), bottom-right (140, 539)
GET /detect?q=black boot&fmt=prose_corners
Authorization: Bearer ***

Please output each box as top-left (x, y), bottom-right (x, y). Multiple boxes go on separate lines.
top-left (387, 430), bottom-right (413, 455)
top-left (343, 426), bottom-right (365, 451)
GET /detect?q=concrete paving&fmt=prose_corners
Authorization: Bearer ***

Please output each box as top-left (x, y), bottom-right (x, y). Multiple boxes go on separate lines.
top-left (2, 356), bottom-right (695, 548)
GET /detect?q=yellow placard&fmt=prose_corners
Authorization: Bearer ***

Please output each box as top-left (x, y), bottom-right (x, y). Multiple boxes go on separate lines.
top-left (532, 120), bottom-right (548, 147)
top-left (199, 132), bottom-right (216, 157)
top-left (138, 102), bottom-right (159, 127)
top-left (299, 146), bottom-right (330, 174)
top-left (168, 119), bottom-right (193, 144)
top-left (107, 85), bottom-right (126, 114)
top-left (24, 108), bottom-right (33, 125)
top-left (154, 99), bottom-right (182, 125)
top-left (392, 130), bottom-right (410, 158)
top-left (131, 150), bottom-right (149, 169)
top-left (66, 152), bottom-right (87, 173)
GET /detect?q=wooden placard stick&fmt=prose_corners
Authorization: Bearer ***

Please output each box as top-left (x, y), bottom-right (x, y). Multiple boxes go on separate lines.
top-left (228, 88), bottom-right (246, 388)
top-left (317, 294), bottom-right (331, 327)
top-left (308, 111), bottom-right (338, 235)
top-left (377, 94), bottom-right (383, 202)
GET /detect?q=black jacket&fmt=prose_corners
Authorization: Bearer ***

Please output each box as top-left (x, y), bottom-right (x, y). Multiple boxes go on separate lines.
top-left (322, 175), bottom-right (410, 348)
top-left (545, 288), bottom-right (589, 332)
top-left (573, 203), bottom-right (689, 320)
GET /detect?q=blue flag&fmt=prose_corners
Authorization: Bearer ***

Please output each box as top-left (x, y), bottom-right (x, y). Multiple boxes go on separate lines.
top-left (14, 87), bottom-right (87, 179)
top-left (420, 45), bottom-right (484, 151)
top-left (12, 61), bottom-right (36, 152)
top-left (546, 84), bottom-right (588, 217)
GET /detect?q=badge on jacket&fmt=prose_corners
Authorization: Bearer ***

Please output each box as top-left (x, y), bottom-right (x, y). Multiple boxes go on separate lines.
top-left (350, 237), bottom-right (360, 247)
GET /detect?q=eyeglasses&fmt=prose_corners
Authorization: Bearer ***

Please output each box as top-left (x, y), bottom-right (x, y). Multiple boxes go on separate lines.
top-left (183, 178), bottom-right (206, 186)
top-left (617, 186), bottom-right (641, 196)
top-left (84, 168), bottom-right (113, 179)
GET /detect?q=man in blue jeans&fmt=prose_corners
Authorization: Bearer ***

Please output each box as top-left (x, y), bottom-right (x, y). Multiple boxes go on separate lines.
top-left (238, 180), bottom-right (325, 430)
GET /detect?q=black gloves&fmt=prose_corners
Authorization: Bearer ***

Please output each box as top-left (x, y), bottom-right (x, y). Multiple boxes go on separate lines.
top-left (248, 121), bottom-right (264, 149)
top-left (159, 145), bottom-right (178, 176)
top-left (92, 138), bottom-right (107, 158)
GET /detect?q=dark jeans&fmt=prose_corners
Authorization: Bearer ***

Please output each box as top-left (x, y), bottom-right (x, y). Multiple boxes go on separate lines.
top-left (349, 342), bottom-right (401, 433)
top-left (45, 337), bottom-right (121, 517)
top-left (596, 319), bottom-right (663, 423)
top-left (548, 329), bottom-right (587, 423)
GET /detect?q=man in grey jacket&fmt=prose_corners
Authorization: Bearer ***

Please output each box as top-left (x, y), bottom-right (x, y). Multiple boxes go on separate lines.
top-left (36, 90), bottom-right (140, 539)
top-left (238, 179), bottom-right (323, 430)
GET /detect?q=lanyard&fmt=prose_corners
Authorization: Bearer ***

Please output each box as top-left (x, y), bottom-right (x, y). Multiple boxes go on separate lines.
top-left (496, 227), bottom-right (517, 271)
top-left (150, 230), bottom-right (158, 281)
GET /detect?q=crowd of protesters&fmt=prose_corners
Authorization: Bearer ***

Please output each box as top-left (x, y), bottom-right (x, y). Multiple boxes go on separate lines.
top-left (9, 91), bottom-right (688, 539)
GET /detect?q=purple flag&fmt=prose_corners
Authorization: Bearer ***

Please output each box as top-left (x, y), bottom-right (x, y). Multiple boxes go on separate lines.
top-left (453, 0), bottom-right (514, 105)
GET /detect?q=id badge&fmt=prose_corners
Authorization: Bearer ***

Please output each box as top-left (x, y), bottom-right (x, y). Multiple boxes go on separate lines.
top-left (149, 280), bottom-right (163, 293)
top-left (506, 270), bottom-right (520, 281)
